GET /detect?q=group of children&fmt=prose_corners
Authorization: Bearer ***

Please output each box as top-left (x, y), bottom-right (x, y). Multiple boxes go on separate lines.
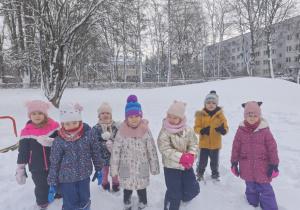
top-left (15, 90), bottom-right (280, 210)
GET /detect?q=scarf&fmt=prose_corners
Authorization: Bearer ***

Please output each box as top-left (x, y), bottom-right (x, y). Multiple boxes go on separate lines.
top-left (58, 123), bottom-right (84, 141)
top-left (98, 119), bottom-right (113, 139)
top-left (244, 120), bottom-right (261, 133)
top-left (204, 107), bottom-right (220, 117)
top-left (119, 119), bottom-right (149, 138)
top-left (164, 116), bottom-right (187, 134)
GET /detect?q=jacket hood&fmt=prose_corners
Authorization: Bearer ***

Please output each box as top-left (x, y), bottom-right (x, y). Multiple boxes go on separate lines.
top-left (239, 118), bottom-right (269, 132)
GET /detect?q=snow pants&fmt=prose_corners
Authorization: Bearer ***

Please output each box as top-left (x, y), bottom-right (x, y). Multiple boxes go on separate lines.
top-left (31, 170), bottom-right (50, 207)
top-left (164, 167), bottom-right (200, 210)
top-left (245, 181), bottom-right (278, 210)
top-left (60, 177), bottom-right (91, 210)
top-left (196, 148), bottom-right (220, 176)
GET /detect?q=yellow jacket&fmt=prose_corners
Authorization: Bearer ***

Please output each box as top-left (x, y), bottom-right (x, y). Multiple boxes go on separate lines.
top-left (194, 108), bottom-right (228, 149)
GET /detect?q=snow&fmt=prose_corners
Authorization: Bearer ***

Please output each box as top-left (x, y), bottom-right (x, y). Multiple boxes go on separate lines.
top-left (0, 77), bottom-right (299, 210)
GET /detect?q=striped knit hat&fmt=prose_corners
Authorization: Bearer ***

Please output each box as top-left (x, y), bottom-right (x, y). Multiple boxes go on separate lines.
top-left (125, 95), bottom-right (143, 119)
top-left (25, 100), bottom-right (51, 118)
top-left (204, 90), bottom-right (219, 106)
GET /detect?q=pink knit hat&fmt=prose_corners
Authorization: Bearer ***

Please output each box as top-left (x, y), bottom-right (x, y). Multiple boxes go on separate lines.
top-left (167, 100), bottom-right (187, 119)
top-left (242, 101), bottom-right (262, 119)
top-left (97, 102), bottom-right (112, 117)
top-left (24, 100), bottom-right (51, 118)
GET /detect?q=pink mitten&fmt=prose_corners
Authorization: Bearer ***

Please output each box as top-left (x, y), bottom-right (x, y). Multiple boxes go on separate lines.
top-left (106, 139), bottom-right (114, 152)
top-left (15, 165), bottom-right (27, 185)
top-left (37, 135), bottom-right (54, 147)
top-left (179, 153), bottom-right (194, 169)
top-left (231, 165), bottom-right (239, 177)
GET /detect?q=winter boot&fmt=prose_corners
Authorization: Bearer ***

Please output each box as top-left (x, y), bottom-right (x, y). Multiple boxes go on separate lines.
top-left (102, 183), bottom-right (110, 191)
top-left (211, 174), bottom-right (220, 182)
top-left (39, 205), bottom-right (48, 210)
top-left (112, 184), bottom-right (120, 193)
top-left (196, 173), bottom-right (204, 181)
top-left (54, 193), bottom-right (62, 199)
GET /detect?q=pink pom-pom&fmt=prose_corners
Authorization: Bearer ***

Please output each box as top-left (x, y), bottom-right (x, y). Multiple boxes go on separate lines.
top-left (24, 100), bottom-right (31, 107)
top-left (75, 103), bottom-right (83, 111)
top-left (46, 102), bottom-right (52, 109)
top-left (127, 95), bottom-right (137, 103)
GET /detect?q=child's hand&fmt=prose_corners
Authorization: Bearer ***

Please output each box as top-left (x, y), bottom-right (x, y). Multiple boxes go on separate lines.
top-left (231, 162), bottom-right (239, 177)
top-left (200, 126), bottom-right (210, 136)
top-left (15, 164), bottom-right (27, 185)
top-left (37, 135), bottom-right (54, 147)
top-left (215, 123), bottom-right (226, 135)
top-left (268, 164), bottom-right (279, 178)
top-left (179, 153), bottom-right (195, 169)
top-left (48, 186), bottom-right (56, 203)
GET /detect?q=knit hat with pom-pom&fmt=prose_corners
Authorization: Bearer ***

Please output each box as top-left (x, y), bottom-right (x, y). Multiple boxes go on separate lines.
top-left (204, 90), bottom-right (219, 106)
top-left (125, 95), bottom-right (143, 119)
top-left (25, 100), bottom-right (51, 118)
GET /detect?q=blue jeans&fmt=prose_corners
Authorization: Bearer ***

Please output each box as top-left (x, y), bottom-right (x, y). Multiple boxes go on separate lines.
top-left (164, 167), bottom-right (200, 210)
top-left (61, 177), bottom-right (91, 210)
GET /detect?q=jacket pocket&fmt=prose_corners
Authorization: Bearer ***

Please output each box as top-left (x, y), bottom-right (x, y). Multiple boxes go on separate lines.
top-left (119, 164), bottom-right (130, 178)
top-left (139, 163), bottom-right (150, 178)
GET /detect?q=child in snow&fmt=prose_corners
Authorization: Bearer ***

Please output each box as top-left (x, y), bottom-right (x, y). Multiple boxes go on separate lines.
top-left (47, 102), bottom-right (103, 210)
top-left (157, 100), bottom-right (200, 210)
top-left (16, 100), bottom-right (61, 210)
top-left (110, 95), bottom-right (160, 210)
top-left (91, 102), bottom-right (120, 192)
top-left (231, 101), bottom-right (279, 209)
top-left (194, 90), bottom-right (229, 181)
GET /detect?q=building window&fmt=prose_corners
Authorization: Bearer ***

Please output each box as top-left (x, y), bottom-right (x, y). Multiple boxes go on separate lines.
top-left (237, 63), bottom-right (240, 67)
top-left (255, 52), bottom-right (260, 57)
top-left (286, 46), bottom-right (292, 51)
top-left (264, 50), bottom-right (268, 55)
top-left (272, 49), bottom-right (276, 54)
top-left (279, 43), bottom-right (283, 47)
top-left (232, 48), bottom-right (236, 52)
top-left (296, 44), bottom-right (300, 51)
top-left (287, 35), bottom-right (292, 40)
top-left (286, 57), bottom-right (291, 62)
top-left (295, 57), bottom-right (299, 62)
top-left (278, 63), bottom-right (282, 68)
top-left (232, 56), bottom-right (235, 60)
top-left (237, 47), bottom-right (240, 51)
top-left (272, 59), bottom-right (276, 64)
top-left (279, 54), bottom-right (282, 57)
top-left (255, 61), bottom-right (260, 65)
top-left (241, 62), bottom-right (244, 66)
top-left (263, 60), bottom-right (269, 65)
top-left (296, 33), bottom-right (299, 39)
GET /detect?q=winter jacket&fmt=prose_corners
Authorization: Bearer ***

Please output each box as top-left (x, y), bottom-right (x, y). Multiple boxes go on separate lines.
top-left (231, 119), bottom-right (279, 183)
top-left (17, 118), bottom-right (60, 172)
top-left (110, 124), bottom-right (160, 190)
top-left (91, 121), bottom-right (119, 166)
top-left (194, 108), bottom-right (228, 149)
top-left (157, 120), bottom-right (199, 170)
top-left (48, 123), bottom-right (103, 186)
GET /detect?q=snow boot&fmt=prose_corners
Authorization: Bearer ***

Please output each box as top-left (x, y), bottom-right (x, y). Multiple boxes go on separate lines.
top-left (196, 173), bottom-right (204, 181)
top-left (102, 183), bottom-right (110, 191)
top-left (211, 174), bottom-right (220, 182)
top-left (112, 184), bottom-right (120, 193)
top-left (54, 193), bottom-right (62, 199)
top-left (39, 205), bottom-right (48, 210)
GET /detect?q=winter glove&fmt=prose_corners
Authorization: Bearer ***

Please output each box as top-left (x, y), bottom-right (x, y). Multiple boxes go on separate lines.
top-left (106, 139), bottom-right (114, 153)
top-left (200, 126), bottom-right (210, 136)
top-left (215, 123), bottom-right (226, 135)
top-left (92, 171), bottom-right (103, 185)
top-left (268, 164), bottom-right (279, 178)
top-left (179, 153), bottom-right (195, 169)
top-left (101, 131), bottom-right (111, 140)
top-left (48, 186), bottom-right (56, 203)
top-left (231, 162), bottom-right (240, 177)
top-left (37, 135), bottom-right (54, 147)
top-left (15, 164), bottom-right (28, 185)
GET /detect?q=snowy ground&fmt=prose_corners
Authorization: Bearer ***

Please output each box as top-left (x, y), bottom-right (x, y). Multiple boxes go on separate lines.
top-left (0, 77), bottom-right (299, 210)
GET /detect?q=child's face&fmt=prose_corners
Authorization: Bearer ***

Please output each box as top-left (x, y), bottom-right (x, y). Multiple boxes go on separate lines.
top-left (99, 112), bottom-right (111, 121)
top-left (246, 115), bottom-right (260, 124)
top-left (30, 112), bottom-right (45, 125)
top-left (127, 115), bottom-right (142, 126)
top-left (167, 114), bottom-right (181, 125)
top-left (205, 101), bottom-right (217, 111)
top-left (63, 121), bottom-right (80, 130)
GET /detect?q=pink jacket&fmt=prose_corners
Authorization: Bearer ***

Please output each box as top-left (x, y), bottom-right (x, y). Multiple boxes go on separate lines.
top-left (231, 119), bottom-right (279, 183)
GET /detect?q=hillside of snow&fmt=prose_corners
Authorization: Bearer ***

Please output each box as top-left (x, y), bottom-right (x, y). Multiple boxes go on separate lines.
top-left (0, 77), bottom-right (299, 210)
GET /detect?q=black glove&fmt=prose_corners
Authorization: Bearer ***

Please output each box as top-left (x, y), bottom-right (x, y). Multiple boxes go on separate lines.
top-left (200, 126), bottom-right (210, 136)
top-left (92, 171), bottom-right (98, 182)
top-left (215, 123), bottom-right (226, 135)
top-left (268, 164), bottom-right (279, 178)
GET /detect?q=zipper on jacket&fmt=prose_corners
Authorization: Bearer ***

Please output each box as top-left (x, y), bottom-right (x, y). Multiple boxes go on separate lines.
top-left (250, 133), bottom-right (255, 182)
top-left (29, 151), bottom-right (32, 165)
top-left (42, 146), bottom-right (48, 170)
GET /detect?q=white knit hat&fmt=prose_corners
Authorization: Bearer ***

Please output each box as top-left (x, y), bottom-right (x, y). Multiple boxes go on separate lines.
top-left (97, 102), bottom-right (112, 117)
top-left (59, 102), bottom-right (83, 123)
top-left (167, 100), bottom-right (186, 119)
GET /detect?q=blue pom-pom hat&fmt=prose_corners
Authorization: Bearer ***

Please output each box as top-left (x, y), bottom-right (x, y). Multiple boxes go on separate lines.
top-left (125, 95), bottom-right (143, 119)
top-left (204, 90), bottom-right (219, 106)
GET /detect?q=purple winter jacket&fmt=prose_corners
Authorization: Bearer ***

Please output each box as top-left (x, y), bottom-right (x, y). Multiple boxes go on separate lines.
top-left (231, 119), bottom-right (279, 183)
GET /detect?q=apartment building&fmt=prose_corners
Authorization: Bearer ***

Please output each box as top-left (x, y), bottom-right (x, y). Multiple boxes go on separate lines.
top-left (205, 15), bottom-right (300, 77)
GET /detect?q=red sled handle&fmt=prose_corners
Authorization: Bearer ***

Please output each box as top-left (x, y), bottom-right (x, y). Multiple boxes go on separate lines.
top-left (0, 116), bottom-right (18, 137)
